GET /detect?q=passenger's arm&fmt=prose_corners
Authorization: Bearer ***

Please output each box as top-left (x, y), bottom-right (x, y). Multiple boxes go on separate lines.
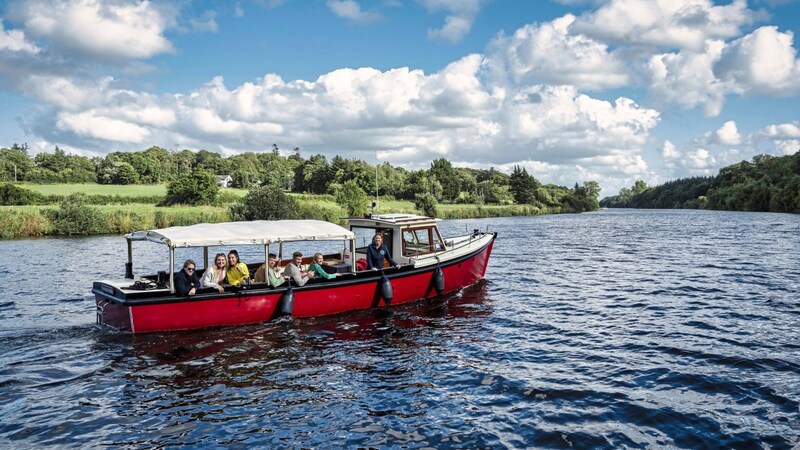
top-left (200, 268), bottom-right (218, 288)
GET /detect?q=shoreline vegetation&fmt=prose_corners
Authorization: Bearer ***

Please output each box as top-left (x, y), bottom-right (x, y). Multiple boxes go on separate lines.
top-left (600, 151), bottom-right (800, 213)
top-left (0, 184), bottom-right (589, 239)
top-left (0, 144), bottom-right (601, 239)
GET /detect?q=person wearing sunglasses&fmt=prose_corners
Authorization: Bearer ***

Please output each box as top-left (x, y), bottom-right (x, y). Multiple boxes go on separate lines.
top-left (175, 259), bottom-right (201, 297)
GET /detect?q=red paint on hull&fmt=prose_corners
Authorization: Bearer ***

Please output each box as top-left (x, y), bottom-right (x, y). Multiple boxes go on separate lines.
top-left (96, 236), bottom-right (495, 333)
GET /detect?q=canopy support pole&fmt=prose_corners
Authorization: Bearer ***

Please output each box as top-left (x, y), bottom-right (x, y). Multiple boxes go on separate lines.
top-left (203, 247), bottom-right (209, 270)
top-left (169, 248), bottom-right (175, 294)
top-left (125, 239), bottom-right (133, 279)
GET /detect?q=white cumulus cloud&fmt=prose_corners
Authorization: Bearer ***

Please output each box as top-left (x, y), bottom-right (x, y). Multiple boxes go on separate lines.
top-left (0, 20), bottom-right (40, 53)
top-left (56, 110), bottom-right (151, 143)
top-left (487, 14), bottom-right (629, 90)
top-left (7, 0), bottom-right (175, 61)
top-left (714, 26), bottom-right (800, 95)
top-left (571, 0), bottom-right (759, 51)
top-left (327, 0), bottom-right (382, 23)
top-left (419, 0), bottom-right (486, 43)
top-left (646, 40), bottom-right (727, 116)
top-left (715, 120), bottom-right (741, 145)
top-left (662, 140), bottom-right (681, 160)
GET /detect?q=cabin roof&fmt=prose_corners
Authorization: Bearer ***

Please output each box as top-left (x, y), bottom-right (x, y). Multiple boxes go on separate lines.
top-left (126, 220), bottom-right (354, 248)
top-left (347, 213), bottom-right (440, 228)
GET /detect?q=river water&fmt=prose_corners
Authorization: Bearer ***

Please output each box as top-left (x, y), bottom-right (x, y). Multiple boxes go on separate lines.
top-left (0, 209), bottom-right (798, 449)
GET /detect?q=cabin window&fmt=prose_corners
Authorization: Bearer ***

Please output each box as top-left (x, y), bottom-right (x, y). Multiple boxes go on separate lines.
top-left (351, 226), bottom-right (393, 255)
top-left (402, 227), bottom-right (445, 255)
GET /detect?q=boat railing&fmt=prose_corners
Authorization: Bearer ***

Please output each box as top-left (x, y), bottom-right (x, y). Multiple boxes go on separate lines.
top-left (406, 229), bottom-right (492, 265)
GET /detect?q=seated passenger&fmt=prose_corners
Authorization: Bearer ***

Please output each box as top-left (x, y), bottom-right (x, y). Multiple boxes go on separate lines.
top-left (309, 252), bottom-right (341, 280)
top-left (366, 232), bottom-right (399, 271)
top-left (254, 253), bottom-right (286, 288)
top-left (175, 259), bottom-right (200, 297)
top-left (225, 249), bottom-right (249, 287)
top-left (200, 253), bottom-right (227, 293)
top-left (283, 251), bottom-right (314, 286)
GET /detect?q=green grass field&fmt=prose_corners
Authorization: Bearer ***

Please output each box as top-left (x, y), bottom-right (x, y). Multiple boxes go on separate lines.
top-left (20, 183), bottom-right (249, 198)
top-left (21, 183), bottom-right (167, 196)
top-left (1, 184), bottom-right (558, 239)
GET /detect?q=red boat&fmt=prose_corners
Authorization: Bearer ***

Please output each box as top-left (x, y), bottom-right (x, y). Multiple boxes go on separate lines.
top-left (93, 214), bottom-right (496, 333)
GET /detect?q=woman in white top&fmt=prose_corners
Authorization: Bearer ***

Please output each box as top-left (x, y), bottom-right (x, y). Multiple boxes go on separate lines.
top-left (201, 253), bottom-right (227, 293)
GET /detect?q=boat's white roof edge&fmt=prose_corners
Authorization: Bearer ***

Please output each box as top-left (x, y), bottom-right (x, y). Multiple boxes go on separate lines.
top-left (126, 219), bottom-right (355, 248)
top-left (347, 213), bottom-right (441, 225)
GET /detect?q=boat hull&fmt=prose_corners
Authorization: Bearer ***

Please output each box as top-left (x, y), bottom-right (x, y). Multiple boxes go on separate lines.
top-left (95, 233), bottom-right (495, 333)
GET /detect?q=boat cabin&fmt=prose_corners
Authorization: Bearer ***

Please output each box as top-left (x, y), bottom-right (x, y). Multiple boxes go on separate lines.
top-left (348, 213), bottom-right (448, 267)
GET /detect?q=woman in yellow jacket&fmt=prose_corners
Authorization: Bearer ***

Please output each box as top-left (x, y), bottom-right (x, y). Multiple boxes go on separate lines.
top-left (226, 250), bottom-right (249, 287)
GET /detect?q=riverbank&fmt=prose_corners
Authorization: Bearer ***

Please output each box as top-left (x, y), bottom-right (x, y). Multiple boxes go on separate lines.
top-left (0, 183), bottom-right (579, 239)
top-left (0, 200), bottom-right (565, 239)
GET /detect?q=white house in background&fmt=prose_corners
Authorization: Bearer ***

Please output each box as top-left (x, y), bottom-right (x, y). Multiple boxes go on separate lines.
top-left (216, 175), bottom-right (233, 188)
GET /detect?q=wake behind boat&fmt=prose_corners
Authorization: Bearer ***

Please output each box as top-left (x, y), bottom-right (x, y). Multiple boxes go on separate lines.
top-left (93, 214), bottom-right (496, 333)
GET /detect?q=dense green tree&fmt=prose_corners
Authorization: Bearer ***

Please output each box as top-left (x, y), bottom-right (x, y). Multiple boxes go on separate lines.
top-left (583, 181), bottom-right (601, 200)
top-left (632, 180), bottom-right (648, 195)
top-left (331, 156), bottom-right (373, 194)
top-left (0, 183), bottom-right (43, 205)
top-left (601, 151), bottom-right (799, 213)
top-left (97, 158), bottom-right (140, 184)
top-left (172, 149), bottom-right (196, 178)
top-left (399, 169), bottom-right (430, 200)
top-left (414, 193), bottom-right (438, 218)
top-left (476, 167), bottom-right (509, 186)
top-left (34, 146), bottom-right (68, 172)
top-left (139, 146), bottom-right (173, 183)
top-left (230, 185), bottom-right (300, 220)
top-left (115, 161), bottom-right (140, 185)
top-left (377, 162), bottom-right (407, 198)
top-left (227, 153), bottom-right (261, 188)
top-left (294, 154), bottom-right (332, 193)
top-left (0, 144), bottom-right (33, 182)
top-left (429, 158), bottom-right (460, 201)
top-left (194, 149), bottom-right (228, 175)
top-left (335, 179), bottom-right (370, 216)
top-left (476, 180), bottom-right (513, 204)
top-left (163, 169), bottom-right (219, 205)
top-left (26, 146), bottom-right (96, 183)
top-left (257, 152), bottom-right (294, 189)
top-left (47, 193), bottom-right (103, 235)
top-left (456, 167), bottom-right (478, 196)
top-left (509, 165), bottom-right (539, 204)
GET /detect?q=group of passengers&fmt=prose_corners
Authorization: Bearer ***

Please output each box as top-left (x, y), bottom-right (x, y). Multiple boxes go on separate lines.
top-left (174, 231), bottom-right (398, 297)
top-left (174, 250), bottom-right (246, 297)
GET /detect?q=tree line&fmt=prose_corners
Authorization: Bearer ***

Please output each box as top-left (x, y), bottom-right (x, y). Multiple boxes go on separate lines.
top-left (600, 151), bottom-right (800, 213)
top-left (0, 143), bottom-right (600, 214)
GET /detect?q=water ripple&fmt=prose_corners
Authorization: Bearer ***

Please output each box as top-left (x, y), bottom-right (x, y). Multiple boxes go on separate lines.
top-left (0, 211), bottom-right (799, 448)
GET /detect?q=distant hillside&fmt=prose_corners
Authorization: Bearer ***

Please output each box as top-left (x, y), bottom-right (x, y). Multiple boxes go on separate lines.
top-left (600, 151), bottom-right (800, 214)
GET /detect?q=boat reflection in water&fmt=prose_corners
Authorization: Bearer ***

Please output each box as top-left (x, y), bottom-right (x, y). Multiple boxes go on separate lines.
top-left (119, 280), bottom-right (493, 375)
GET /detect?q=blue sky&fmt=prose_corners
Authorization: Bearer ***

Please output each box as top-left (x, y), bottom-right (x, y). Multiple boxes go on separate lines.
top-left (1, 0), bottom-right (799, 196)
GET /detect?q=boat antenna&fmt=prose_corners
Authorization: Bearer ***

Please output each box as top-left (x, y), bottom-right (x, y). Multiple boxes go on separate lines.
top-left (373, 150), bottom-right (379, 213)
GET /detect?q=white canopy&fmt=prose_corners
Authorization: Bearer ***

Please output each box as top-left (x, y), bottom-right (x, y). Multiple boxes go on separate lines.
top-left (126, 220), bottom-right (355, 248)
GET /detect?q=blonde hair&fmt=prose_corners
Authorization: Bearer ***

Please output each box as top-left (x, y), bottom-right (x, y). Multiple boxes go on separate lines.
top-left (313, 252), bottom-right (324, 262)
